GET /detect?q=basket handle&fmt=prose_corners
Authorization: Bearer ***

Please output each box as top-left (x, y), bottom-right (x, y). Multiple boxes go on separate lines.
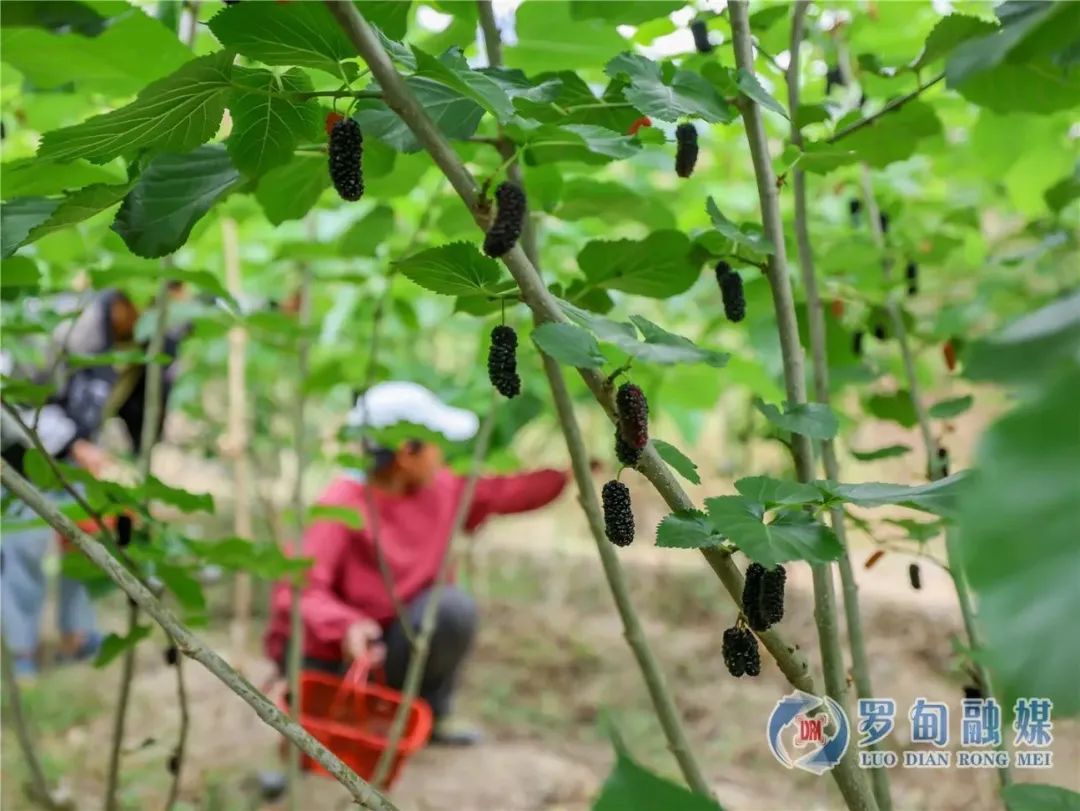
top-left (325, 654), bottom-right (381, 720)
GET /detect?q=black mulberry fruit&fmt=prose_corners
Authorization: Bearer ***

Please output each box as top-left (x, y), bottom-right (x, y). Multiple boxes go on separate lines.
top-left (722, 626), bottom-right (761, 678)
top-left (742, 562), bottom-right (786, 631)
top-left (879, 212), bottom-right (890, 234)
top-left (908, 563), bottom-right (922, 591)
top-left (848, 198), bottom-right (862, 223)
top-left (487, 325), bottom-right (521, 398)
top-left (906, 261), bottom-right (918, 296)
top-left (873, 322), bottom-right (888, 341)
top-left (167, 752), bottom-right (179, 775)
top-left (825, 65), bottom-right (845, 95)
top-left (690, 20), bottom-right (713, 53)
top-left (674, 123), bottom-right (698, 178)
top-left (482, 182), bottom-right (526, 258)
top-left (328, 118), bottom-right (363, 201)
top-left (117, 514), bottom-right (133, 547)
top-left (716, 261), bottom-right (746, 322)
top-left (615, 382), bottom-right (649, 450)
top-left (963, 684), bottom-right (984, 700)
top-left (614, 428), bottom-right (642, 468)
top-left (601, 480), bottom-right (635, 547)
top-left (164, 646), bottom-right (178, 666)
top-left (928, 445), bottom-right (950, 479)
top-left (853, 331), bottom-right (864, 356)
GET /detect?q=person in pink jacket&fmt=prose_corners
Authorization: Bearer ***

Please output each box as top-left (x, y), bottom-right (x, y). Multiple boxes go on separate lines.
top-left (265, 382), bottom-right (569, 745)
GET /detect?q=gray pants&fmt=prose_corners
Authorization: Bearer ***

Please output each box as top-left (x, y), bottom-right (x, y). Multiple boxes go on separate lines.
top-left (1, 491), bottom-right (98, 658)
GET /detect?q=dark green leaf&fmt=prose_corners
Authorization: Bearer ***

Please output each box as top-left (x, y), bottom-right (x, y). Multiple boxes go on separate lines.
top-left (143, 476), bottom-right (214, 514)
top-left (754, 399), bottom-right (839, 440)
top-left (412, 46), bottom-right (514, 122)
top-left (578, 230), bottom-right (697, 298)
top-left (736, 67), bottom-right (788, 119)
top-left (865, 390), bottom-right (919, 428)
top-left (394, 242), bottom-right (510, 297)
top-left (850, 444), bottom-right (912, 462)
top-left (38, 51), bottom-right (234, 164)
top-left (735, 476), bottom-right (823, 507)
top-left (779, 142), bottom-right (858, 175)
top-left (820, 473), bottom-right (969, 518)
top-left (255, 153), bottom-right (329, 226)
top-left (655, 509), bottom-right (723, 550)
top-left (965, 292), bottom-right (1080, 385)
top-left (604, 52), bottom-right (735, 123)
top-left (914, 14), bottom-right (999, 69)
top-left (0, 197), bottom-right (60, 258)
top-left (354, 78), bottom-right (484, 152)
top-left (999, 784), bottom-right (1080, 811)
top-left (627, 316), bottom-right (728, 367)
top-left (706, 197), bottom-right (775, 255)
top-left (112, 145), bottom-right (242, 259)
top-left (23, 182), bottom-right (133, 247)
top-left (531, 322), bottom-right (607, 369)
top-left (839, 101), bottom-right (943, 168)
top-left (511, 122), bottom-right (639, 165)
top-left (157, 563), bottom-right (206, 612)
top-left (652, 439), bottom-right (701, 485)
top-left (94, 624), bottom-right (152, 668)
top-left (207, 2), bottom-right (353, 77)
top-left (705, 496), bottom-right (842, 567)
top-left (227, 67), bottom-right (321, 177)
top-left (929, 394), bottom-right (974, 419)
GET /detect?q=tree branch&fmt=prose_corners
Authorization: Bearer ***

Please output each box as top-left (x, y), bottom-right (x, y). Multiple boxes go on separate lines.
top-left (0, 461), bottom-right (401, 811)
top-left (787, 6), bottom-right (891, 809)
top-left (826, 73), bottom-right (944, 145)
top-left (324, 0), bottom-right (823, 756)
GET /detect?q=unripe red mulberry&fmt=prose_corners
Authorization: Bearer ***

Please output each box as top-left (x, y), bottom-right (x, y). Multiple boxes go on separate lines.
top-left (117, 514), bottom-right (133, 547)
top-left (742, 562), bottom-right (786, 631)
top-left (690, 20), bottom-right (713, 53)
top-left (674, 123), bottom-right (698, 178)
top-left (614, 427), bottom-right (642, 468)
top-left (487, 325), bottom-right (521, 398)
top-left (908, 563), bottom-right (922, 591)
top-left (615, 382), bottom-right (649, 450)
top-left (715, 261), bottom-right (746, 322)
top-left (482, 182), bottom-right (526, 258)
top-left (722, 626), bottom-right (761, 678)
top-left (328, 118), bottom-right (363, 201)
top-left (601, 480), bottom-right (635, 547)
top-left (906, 261), bottom-right (918, 296)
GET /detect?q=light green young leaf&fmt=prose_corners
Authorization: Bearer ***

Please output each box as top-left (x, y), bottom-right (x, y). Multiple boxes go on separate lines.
top-left (143, 476), bottom-right (214, 514)
top-left (531, 322), bottom-right (607, 369)
top-left (394, 242), bottom-right (511, 297)
top-left (755, 399), bottom-right (839, 440)
top-left (227, 67), bottom-right (321, 177)
top-left (37, 50), bottom-right (234, 164)
top-left (308, 504), bottom-right (365, 530)
top-left (651, 439), bottom-right (701, 485)
top-left (1, 158), bottom-right (125, 198)
top-left (655, 509), bottom-right (723, 550)
top-left (95, 624), bottom-right (153, 668)
top-left (339, 205), bottom-right (396, 256)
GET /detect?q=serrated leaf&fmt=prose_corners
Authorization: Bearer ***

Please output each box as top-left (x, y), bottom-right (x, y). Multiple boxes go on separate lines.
top-left (755, 399), bottom-right (839, 440)
top-left (95, 624), bottom-right (152, 668)
top-left (227, 67), bottom-right (321, 177)
top-left (38, 51), bottom-right (234, 165)
top-left (112, 146), bottom-right (242, 259)
top-left (511, 122), bottom-right (639, 165)
top-left (705, 496), bottom-right (842, 567)
top-left (354, 78), bottom-right (484, 152)
top-left (531, 322), bottom-right (606, 368)
top-left (412, 46), bottom-right (514, 122)
top-left (819, 473), bottom-right (970, 518)
top-left (627, 316), bottom-right (728, 367)
top-left (735, 476), bottom-right (823, 507)
top-left (0, 197), bottom-right (61, 258)
top-left (255, 153), bottom-right (329, 226)
top-left (651, 439), bottom-right (701, 485)
top-left (578, 231), bottom-right (697, 298)
top-left (655, 509), bottom-right (722, 549)
top-left (394, 242), bottom-right (510, 297)
top-left (308, 504), bottom-right (365, 529)
top-left (914, 14), bottom-right (999, 69)
top-left (735, 67), bottom-right (788, 119)
top-left (24, 182), bottom-right (133, 247)
top-left (705, 197), bottom-right (775, 256)
top-left (207, 2), bottom-right (354, 78)
top-left (850, 444), bottom-right (912, 462)
top-left (604, 52), bottom-right (735, 124)
top-left (929, 394), bottom-right (974, 419)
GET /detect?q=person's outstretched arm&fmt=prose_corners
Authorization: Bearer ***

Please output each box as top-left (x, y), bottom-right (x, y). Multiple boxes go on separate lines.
top-left (465, 468), bottom-right (570, 530)
top-left (298, 520), bottom-right (367, 654)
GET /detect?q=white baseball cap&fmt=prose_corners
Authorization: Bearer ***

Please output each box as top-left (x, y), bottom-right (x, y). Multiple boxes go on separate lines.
top-left (347, 381), bottom-right (479, 442)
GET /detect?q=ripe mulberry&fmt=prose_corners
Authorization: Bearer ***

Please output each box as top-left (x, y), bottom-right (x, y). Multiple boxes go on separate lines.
top-left (164, 646), bottom-right (178, 666)
top-left (853, 331), bottom-right (864, 356)
top-left (601, 480), bottom-right (635, 547)
top-left (614, 428), bottom-right (642, 468)
top-left (482, 182), bottom-right (526, 258)
top-left (167, 752), bottom-right (179, 775)
top-left (615, 382), bottom-right (649, 450)
top-left (741, 562), bottom-right (786, 631)
top-left (117, 514), bottom-right (133, 547)
top-left (908, 563), bottom-right (922, 591)
top-left (906, 261), bottom-right (919, 296)
top-left (963, 684), bottom-right (984, 700)
top-left (848, 198), bottom-right (862, 222)
top-left (722, 626), bottom-right (761, 678)
top-left (328, 117), bottom-right (363, 202)
top-left (715, 261), bottom-right (746, 322)
top-left (690, 20), bottom-right (713, 53)
top-left (487, 325), bottom-right (521, 398)
top-left (879, 212), bottom-right (890, 235)
top-left (873, 322), bottom-right (888, 341)
top-left (674, 123), bottom-right (698, 178)
top-left (825, 65), bottom-right (846, 95)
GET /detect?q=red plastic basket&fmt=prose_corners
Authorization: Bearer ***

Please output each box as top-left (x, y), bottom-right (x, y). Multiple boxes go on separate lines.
top-left (279, 658), bottom-right (433, 788)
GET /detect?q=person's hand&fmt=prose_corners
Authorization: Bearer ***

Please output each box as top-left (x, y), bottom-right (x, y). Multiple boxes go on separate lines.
top-left (70, 439), bottom-right (110, 477)
top-left (343, 618), bottom-right (386, 666)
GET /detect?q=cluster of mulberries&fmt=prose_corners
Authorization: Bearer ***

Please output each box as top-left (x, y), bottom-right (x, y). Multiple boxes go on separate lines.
top-left (601, 480), bottom-right (635, 547)
top-left (908, 563), bottom-right (922, 591)
top-left (483, 182), bottom-right (526, 258)
top-left (906, 261), bottom-right (919, 296)
top-left (741, 562), bottom-right (786, 632)
top-left (328, 118), bottom-right (364, 202)
top-left (487, 325), bottom-right (521, 398)
top-left (715, 261), bottom-right (746, 322)
top-left (164, 646), bottom-right (179, 666)
top-left (614, 428), bottom-right (642, 468)
top-left (117, 514), bottom-right (133, 548)
top-left (722, 626), bottom-right (761, 678)
top-left (615, 382), bottom-right (649, 450)
top-left (674, 123), bottom-right (698, 178)
top-left (690, 20), bottom-right (713, 53)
